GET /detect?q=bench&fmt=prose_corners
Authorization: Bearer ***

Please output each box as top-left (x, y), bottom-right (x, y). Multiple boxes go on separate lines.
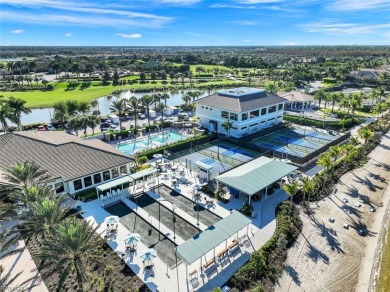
top-left (216, 248), bottom-right (228, 258)
top-left (203, 258), bottom-right (215, 269)
top-left (228, 240), bottom-right (238, 249)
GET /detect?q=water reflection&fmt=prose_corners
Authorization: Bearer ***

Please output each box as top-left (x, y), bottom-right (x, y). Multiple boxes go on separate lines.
top-left (21, 89), bottom-right (218, 124)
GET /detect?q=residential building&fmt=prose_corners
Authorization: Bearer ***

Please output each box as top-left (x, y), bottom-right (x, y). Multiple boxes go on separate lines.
top-left (0, 131), bottom-right (133, 195)
top-left (195, 87), bottom-right (286, 138)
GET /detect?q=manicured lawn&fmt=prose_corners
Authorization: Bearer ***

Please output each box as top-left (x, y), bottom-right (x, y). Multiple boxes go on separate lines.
top-left (2, 79), bottom-right (244, 108)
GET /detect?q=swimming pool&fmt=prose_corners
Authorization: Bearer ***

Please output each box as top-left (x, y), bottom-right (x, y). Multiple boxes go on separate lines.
top-left (116, 131), bottom-right (187, 155)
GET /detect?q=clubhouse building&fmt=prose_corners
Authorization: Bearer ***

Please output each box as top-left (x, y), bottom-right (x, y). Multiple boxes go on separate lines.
top-left (0, 131), bottom-right (133, 195)
top-left (195, 87), bottom-right (287, 138)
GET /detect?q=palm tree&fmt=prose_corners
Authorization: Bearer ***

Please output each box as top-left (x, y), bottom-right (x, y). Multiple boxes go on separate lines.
top-left (314, 89), bottom-right (326, 108)
top-left (7, 97), bottom-right (31, 131)
top-left (265, 82), bottom-right (278, 94)
top-left (37, 218), bottom-right (98, 291)
top-left (109, 99), bottom-right (126, 129)
top-left (4, 161), bottom-right (50, 191)
top-left (373, 102), bottom-right (385, 119)
top-left (348, 92), bottom-right (363, 121)
top-left (127, 96), bottom-right (139, 131)
top-left (282, 181), bottom-right (299, 213)
top-left (339, 96), bottom-right (349, 113)
top-left (317, 153), bottom-right (332, 189)
top-left (221, 119), bottom-right (232, 137)
top-left (181, 94), bottom-right (192, 109)
top-left (328, 145), bottom-right (342, 165)
top-left (160, 92), bottom-right (170, 107)
top-left (155, 102), bottom-right (165, 130)
top-left (0, 100), bottom-right (13, 133)
top-left (9, 184), bottom-right (53, 209)
top-left (358, 128), bottom-right (374, 144)
top-left (87, 115), bottom-right (100, 135)
top-left (329, 93), bottom-right (340, 113)
top-left (299, 177), bottom-right (315, 208)
top-left (141, 95), bottom-right (154, 127)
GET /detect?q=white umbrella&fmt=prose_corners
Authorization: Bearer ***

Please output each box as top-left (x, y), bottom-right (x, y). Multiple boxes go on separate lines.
top-left (104, 215), bottom-right (120, 225)
top-left (124, 233), bottom-right (141, 246)
top-left (139, 249), bottom-right (157, 264)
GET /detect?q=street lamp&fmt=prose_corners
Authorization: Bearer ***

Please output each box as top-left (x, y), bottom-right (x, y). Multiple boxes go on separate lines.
top-left (172, 203), bottom-right (177, 241)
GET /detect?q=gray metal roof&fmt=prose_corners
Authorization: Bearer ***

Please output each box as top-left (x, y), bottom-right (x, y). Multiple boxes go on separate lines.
top-left (196, 88), bottom-right (287, 113)
top-left (0, 132), bottom-right (133, 182)
top-left (278, 91), bottom-right (314, 102)
top-left (175, 210), bottom-right (251, 265)
top-left (215, 156), bottom-right (297, 195)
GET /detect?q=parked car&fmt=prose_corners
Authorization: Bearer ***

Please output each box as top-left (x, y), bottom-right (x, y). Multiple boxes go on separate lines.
top-left (109, 125), bottom-right (120, 131)
top-left (369, 206), bottom-right (376, 212)
top-left (37, 125), bottom-right (47, 131)
top-left (46, 124), bottom-right (55, 131)
top-left (358, 229), bottom-right (366, 236)
top-left (342, 198), bottom-right (348, 203)
top-left (138, 113), bottom-right (146, 119)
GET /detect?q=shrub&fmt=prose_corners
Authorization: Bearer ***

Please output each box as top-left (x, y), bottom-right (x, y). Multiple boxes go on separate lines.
top-left (283, 114), bottom-right (361, 130)
top-left (75, 188), bottom-right (97, 202)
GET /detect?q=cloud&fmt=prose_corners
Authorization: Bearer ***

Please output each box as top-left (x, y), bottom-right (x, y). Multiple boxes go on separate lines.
top-left (239, 0), bottom-right (285, 3)
top-left (114, 33), bottom-right (142, 38)
top-left (328, 0), bottom-right (390, 11)
top-left (1, 11), bottom-right (170, 28)
top-left (64, 32), bottom-right (72, 37)
top-left (231, 21), bottom-right (259, 26)
top-left (11, 29), bottom-right (25, 34)
top-left (281, 42), bottom-right (299, 45)
top-left (210, 4), bottom-right (256, 9)
top-left (300, 19), bottom-right (390, 35)
top-left (153, 0), bottom-right (202, 4)
top-left (242, 39), bottom-right (252, 42)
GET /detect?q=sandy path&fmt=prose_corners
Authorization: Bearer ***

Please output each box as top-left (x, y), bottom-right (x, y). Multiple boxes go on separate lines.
top-left (276, 132), bottom-right (390, 292)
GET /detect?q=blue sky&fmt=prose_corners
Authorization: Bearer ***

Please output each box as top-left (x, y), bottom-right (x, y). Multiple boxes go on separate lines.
top-left (1, 0), bottom-right (390, 46)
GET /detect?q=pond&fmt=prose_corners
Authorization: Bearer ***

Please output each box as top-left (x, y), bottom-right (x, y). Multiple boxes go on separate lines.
top-left (20, 88), bottom-right (219, 124)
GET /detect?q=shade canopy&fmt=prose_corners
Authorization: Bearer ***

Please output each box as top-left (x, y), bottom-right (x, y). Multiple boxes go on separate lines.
top-left (124, 233), bottom-right (141, 245)
top-left (104, 215), bottom-right (120, 225)
top-left (96, 176), bottom-right (132, 192)
top-left (176, 210), bottom-right (251, 265)
top-left (139, 249), bottom-right (157, 261)
top-left (215, 156), bottom-right (297, 196)
top-left (129, 167), bottom-right (158, 181)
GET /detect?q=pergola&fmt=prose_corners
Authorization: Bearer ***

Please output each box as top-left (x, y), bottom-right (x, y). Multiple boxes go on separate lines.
top-left (194, 161), bottom-right (213, 182)
top-left (215, 156), bottom-right (297, 203)
top-left (176, 210), bottom-right (251, 275)
top-left (95, 167), bottom-right (159, 198)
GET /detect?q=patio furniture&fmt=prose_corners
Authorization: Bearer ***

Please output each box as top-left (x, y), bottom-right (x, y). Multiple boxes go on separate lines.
top-left (203, 258), bottom-right (215, 269)
top-left (106, 191), bottom-right (111, 198)
top-left (189, 269), bottom-right (199, 288)
top-left (100, 195), bottom-right (106, 201)
top-left (228, 240), bottom-right (239, 250)
top-left (216, 247), bottom-right (229, 258)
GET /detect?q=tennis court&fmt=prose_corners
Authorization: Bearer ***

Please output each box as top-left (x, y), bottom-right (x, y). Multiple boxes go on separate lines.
top-left (251, 126), bottom-right (339, 158)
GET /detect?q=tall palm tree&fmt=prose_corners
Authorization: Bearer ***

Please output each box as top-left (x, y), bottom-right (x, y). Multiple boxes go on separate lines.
top-left (0, 100), bottom-right (13, 133)
top-left (109, 99), bottom-right (126, 129)
top-left (87, 115), bottom-right (100, 135)
top-left (348, 92), bottom-right (363, 121)
top-left (4, 161), bottom-right (50, 191)
top-left (155, 102), bottom-right (165, 130)
top-left (127, 96), bottom-right (139, 131)
top-left (160, 92), bottom-right (170, 107)
top-left (299, 177), bottom-right (315, 208)
top-left (373, 102), bottom-right (385, 119)
top-left (37, 218), bottom-right (98, 291)
top-left (7, 97), bottom-right (31, 131)
top-left (317, 154), bottom-right (332, 189)
top-left (282, 181), bottom-right (299, 213)
top-left (314, 89), bottom-right (326, 108)
top-left (329, 93), bottom-right (340, 113)
top-left (141, 95), bottom-right (154, 127)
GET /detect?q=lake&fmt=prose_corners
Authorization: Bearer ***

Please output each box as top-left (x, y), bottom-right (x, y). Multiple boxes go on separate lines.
top-left (20, 89), bottom-right (218, 124)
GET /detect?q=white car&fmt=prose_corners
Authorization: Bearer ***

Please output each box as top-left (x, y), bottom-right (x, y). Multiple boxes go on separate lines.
top-left (109, 125), bottom-right (120, 131)
top-left (46, 124), bottom-right (55, 131)
top-left (342, 198), bottom-right (348, 203)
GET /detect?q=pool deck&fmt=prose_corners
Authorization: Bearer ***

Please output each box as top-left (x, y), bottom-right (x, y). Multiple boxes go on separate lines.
top-left (79, 169), bottom-right (289, 292)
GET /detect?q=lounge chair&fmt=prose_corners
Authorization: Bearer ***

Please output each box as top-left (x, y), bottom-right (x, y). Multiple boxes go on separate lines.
top-left (111, 190), bottom-right (116, 197)
top-left (106, 191), bottom-right (111, 198)
top-left (100, 194), bottom-right (106, 201)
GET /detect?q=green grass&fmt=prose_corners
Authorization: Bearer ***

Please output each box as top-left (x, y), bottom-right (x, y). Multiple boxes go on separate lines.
top-left (1, 79), bottom-right (244, 108)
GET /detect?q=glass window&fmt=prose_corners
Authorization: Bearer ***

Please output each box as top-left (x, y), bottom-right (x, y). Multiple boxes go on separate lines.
top-left (278, 104), bottom-right (283, 111)
top-left (250, 110), bottom-right (259, 118)
top-left (268, 106), bottom-right (277, 113)
top-left (93, 173), bottom-right (102, 184)
top-left (74, 179), bottom-right (82, 191)
top-left (242, 113), bottom-right (248, 121)
top-left (55, 182), bottom-right (64, 194)
top-left (84, 176), bottom-right (92, 188)
top-left (221, 111), bottom-right (228, 118)
top-left (111, 168), bottom-right (119, 178)
top-left (120, 165), bottom-right (127, 175)
top-left (230, 113), bottom-right (238, 121)
top-left (103, 170), bottom-right (111, 181)
top-left (261, 108), bottom-right (267, 115)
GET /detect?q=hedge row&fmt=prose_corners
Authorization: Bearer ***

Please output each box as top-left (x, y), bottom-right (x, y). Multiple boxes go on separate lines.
top-left (229, 202), bottom-right (302, 290)
top-left (283, 114), bottom-right (362, 130)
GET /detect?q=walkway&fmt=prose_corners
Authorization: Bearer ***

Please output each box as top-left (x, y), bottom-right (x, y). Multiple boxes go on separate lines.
top-left (80, 168), bottom-right (289, 292)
